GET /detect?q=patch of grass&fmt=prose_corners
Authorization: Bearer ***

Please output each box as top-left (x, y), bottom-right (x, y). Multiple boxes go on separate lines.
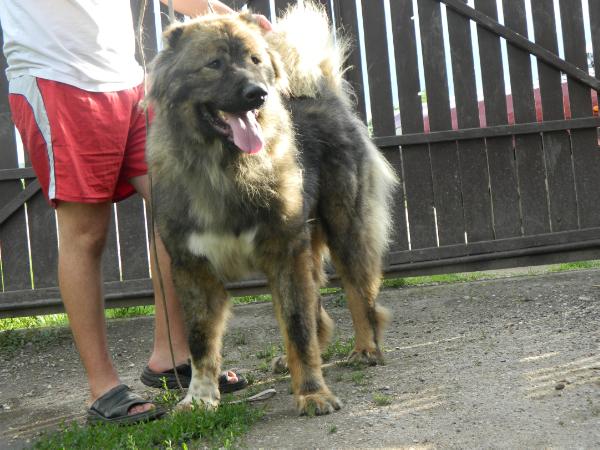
top-left (383, 272), bottom-right (490, 289)
top-left (105, 306), bottom-right (155, 320)
top-left (329, 425), bottom-right (338, 434)
top-left (34, 402), bottom-right (262, 449)
top-left (350, 370), bottom-right (368, 386)
top-left (322, 336), bottom-right (355, 362)
top-left (372, 393), bottom-right (392, 406)
top-left (0, 306), bottom-right (155, 333)
top-left (34, 380), bottom-right (262, 449)
top-left (0, 327), bottom-right (71, 359)
top-left (548, 260), bottom-right (600, 272)
top-left (255, 343), bottom-right (281, 361)
top-left (232, 294), bottom-right (272, 305)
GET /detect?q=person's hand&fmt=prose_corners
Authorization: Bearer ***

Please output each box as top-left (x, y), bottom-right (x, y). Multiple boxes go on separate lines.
top-left (253, 14), bottom-right (272, 31)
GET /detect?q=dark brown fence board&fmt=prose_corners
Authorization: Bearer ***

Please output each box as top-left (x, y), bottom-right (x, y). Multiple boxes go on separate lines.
top-left (101, 211), bottom-right (121, 282)
top-left (0, 27), bottom-right (31, 292)
top-left (591, 0), bottom-right (600, 78)
top-left (117, 194), bottom-right (149, 280)
top-left (360, 1), bottom-right (408, 251)
top-left (26, 193), bottom-right (58, 289)
top-left (390, 0), bottom-right (436, 250)
top-left (559, 0), bottom-right (600, 229)
top-left (446, 1), bottom-right (493, 243)
top-left (361, 0), bottom-right (395, 136)
top-left (418, 0), bottom-right (464, 246)
top-left (503, 0), bottom-right (549, 236)
top-left (333, 0), bottom-right (367, 122)
top-left (531, 0), bottom-right (578, 233)
top-left (474, 0), bottom-right (520, 239)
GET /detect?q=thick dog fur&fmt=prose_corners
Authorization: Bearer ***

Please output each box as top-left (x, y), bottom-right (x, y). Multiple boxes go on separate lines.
top-left (147, 1), bottom-right (398, 415)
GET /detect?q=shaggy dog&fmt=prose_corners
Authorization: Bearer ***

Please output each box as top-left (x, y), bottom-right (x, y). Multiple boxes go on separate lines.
top-left (146, 1), bottom-right (398, 415)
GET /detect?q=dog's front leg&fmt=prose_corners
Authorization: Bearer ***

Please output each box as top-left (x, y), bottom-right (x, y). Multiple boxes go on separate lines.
top-left (171, 258), bottom-right (230, 410)
top-left (266, 241), bottom-right (342, 415)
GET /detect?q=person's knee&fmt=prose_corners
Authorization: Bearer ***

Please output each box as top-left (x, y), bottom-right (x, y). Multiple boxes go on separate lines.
top-left (57, 203), bottom-right (111, 257)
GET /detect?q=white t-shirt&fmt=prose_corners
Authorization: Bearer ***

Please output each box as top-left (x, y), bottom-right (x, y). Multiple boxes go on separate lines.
top-left (0, 0), bottom-right (145, 92)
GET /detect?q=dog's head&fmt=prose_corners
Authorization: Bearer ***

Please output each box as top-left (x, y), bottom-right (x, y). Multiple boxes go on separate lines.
top-left (148, 14), bottom-right (287, 155)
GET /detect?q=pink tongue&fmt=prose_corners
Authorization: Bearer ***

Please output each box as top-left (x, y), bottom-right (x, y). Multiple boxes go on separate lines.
top-left (223, 111), bottom-right (264, 154)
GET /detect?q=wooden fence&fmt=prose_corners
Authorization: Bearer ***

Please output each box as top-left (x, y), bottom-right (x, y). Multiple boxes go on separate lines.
top-left (0, 0), bottom-right (599, 317)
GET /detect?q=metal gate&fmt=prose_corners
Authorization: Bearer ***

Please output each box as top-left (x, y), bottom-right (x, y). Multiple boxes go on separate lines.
top-left (0, 0), bottom-right (599, 317)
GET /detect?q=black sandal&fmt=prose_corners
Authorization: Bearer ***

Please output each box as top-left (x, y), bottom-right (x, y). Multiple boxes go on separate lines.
top-left (87, 384), bottom-right (165, 425)
top-left (140, 363), bottom-right (247, 393)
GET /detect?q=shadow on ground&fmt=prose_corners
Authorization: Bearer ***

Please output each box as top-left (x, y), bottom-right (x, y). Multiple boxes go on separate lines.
top-left (1, 269), bottom-right (599, 448)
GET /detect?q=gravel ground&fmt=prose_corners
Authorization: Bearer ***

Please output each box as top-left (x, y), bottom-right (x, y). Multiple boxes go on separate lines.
top-left (1, 269), bottom-right (599, 449)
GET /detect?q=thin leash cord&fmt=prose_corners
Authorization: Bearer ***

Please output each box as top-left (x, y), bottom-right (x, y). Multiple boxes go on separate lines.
top-left (136, 0), bottom-right (185, 394)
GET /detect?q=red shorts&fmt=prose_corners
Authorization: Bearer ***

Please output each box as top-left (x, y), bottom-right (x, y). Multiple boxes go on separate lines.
top-left (8, 77), bottom-right (149, 207)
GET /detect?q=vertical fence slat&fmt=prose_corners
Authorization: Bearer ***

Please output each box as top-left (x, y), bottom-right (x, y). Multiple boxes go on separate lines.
top-left (102, 211), bottom-right (121, 283)
top-left (418, 0), bottom-right (464, 246)
top-left (447, 0), bottom-right (493, 243)
top-left (0, 31), bottom-right (31, 292)
top-left (360, 0), bottom-right (407, 252)
top-left (503, 0), bottom-right (549, 236)
top-left (591, 0), bottom-right (600, 80)
top-left (117, 195), bottom-right (149, 280)
top-left (333, 0), bottom-right (367, 123)
top-left (531, 0), bottom-right (577, 233)
top-left (26, 194), bottom-right (58, 289)
top-left (474, 0), bottom-right (520, 239)
top-left (361, 0), bottom-right (395, 136)
top-left (559, 0), bottom-right (600, 229)
top-left (391, 0), bottom-right (436, 250)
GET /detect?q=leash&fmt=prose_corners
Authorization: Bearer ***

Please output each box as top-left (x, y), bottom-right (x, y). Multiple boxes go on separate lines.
top-left (136, 0), bottom-right (276, 405)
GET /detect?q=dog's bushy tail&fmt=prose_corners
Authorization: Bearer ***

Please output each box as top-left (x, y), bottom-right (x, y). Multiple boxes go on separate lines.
top-left (268, 0), bottom-right (349, 98)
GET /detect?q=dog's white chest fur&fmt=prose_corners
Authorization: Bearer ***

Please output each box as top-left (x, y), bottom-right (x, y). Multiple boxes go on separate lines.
top-left (186, 228), bottom-right (258, 277)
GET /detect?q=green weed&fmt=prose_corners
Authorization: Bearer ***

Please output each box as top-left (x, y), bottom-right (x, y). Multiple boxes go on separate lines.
top-left (373, 393), bottom-right (392, 406)
top-left (322, 336), bottom-right (355, 362)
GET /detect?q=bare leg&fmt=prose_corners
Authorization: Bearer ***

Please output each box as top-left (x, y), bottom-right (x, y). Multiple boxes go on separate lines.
top-left (56, 201), bottom-right (151, 414)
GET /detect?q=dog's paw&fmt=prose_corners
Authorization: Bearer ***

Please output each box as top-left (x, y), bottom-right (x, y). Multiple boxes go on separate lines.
top-left (347, 348), bottom-right (384, 366)
top-left (176, 393), bottom-right (219, 412)
top-left (176, 376), bottom-right (220, 411)
top-left (296, 391), bottom-right (342, 416)
top-left (271, 355), bottom-right (289, 374)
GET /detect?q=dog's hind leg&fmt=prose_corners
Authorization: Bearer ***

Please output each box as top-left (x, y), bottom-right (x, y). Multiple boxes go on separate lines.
top-left (264, 238), bottom-right (341, 415)
top-left (323, 209), bottom-right (391, 366)
top-left (171, 258), bottom-right (230, 410)
top-left (271, 226), bottom-right (334, 374)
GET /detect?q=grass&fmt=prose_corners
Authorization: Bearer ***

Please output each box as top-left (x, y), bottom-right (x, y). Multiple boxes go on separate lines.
top-left (548, 260), bottom-right (600, 272)
top-left (350, 370), bottom-right (368, 386)
top-left (322, 336), bottom-right (355, 362)
top-left (372, 393), bottom-right (393, 406)
top-left (33, 382), bottom-right (263, 449)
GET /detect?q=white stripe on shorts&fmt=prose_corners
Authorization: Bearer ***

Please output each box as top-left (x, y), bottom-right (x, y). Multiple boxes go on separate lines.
top-left (9, 75), bottom-right (56, 199)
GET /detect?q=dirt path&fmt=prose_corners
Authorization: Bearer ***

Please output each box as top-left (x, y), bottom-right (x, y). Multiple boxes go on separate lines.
top-left (1, 269), bottom-right (599, 448)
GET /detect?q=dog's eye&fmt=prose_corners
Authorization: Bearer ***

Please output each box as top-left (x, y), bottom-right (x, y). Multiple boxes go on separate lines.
top-left (206, 59), bottom-right (222, 69)
top-left (251, 56), bottom-right (261, 65)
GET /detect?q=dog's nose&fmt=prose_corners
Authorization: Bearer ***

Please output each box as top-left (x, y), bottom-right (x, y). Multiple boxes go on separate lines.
top-left (242, 84), bottom-right (268, 105)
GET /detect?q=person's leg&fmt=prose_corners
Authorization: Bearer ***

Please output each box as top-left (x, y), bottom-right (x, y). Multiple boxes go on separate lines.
top-left (56, 201), bottom-right (152, 415)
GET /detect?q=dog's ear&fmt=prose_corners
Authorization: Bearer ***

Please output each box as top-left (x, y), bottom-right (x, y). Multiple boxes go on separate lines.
top-left (267, 48), bottom-right (289, 93)
top-left (163, 23), bottom-right (185, 49)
